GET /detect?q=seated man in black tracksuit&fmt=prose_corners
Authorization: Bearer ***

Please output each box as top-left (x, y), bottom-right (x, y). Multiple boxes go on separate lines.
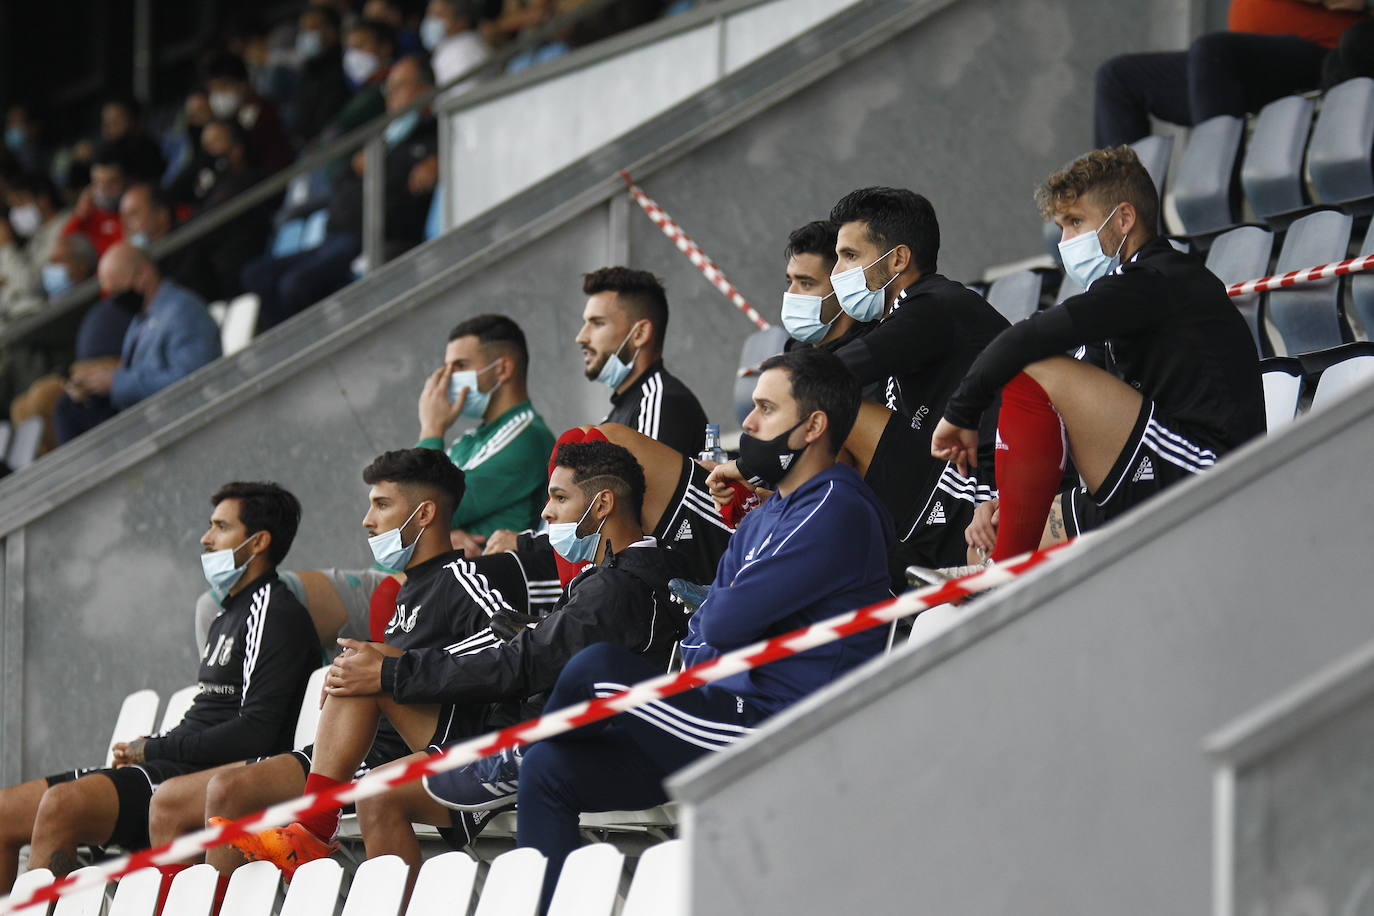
top-left (0, 482), bottom-right (318, 891)
top-left (237, 440), bottom-right (686, 877)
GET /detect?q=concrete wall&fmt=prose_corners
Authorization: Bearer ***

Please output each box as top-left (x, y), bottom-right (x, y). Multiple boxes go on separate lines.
top-left (670, 381), bottom-right (1374, 915)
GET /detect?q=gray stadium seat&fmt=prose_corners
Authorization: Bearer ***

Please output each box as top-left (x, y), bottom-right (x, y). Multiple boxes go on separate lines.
top-left (734, 325), bottom-right (790, 424)
top-left (1268, 209), bottom-right (1351, 354)
top-left (1131, 135), bottom-right (1173, 231)
top-left (1204, 225), bottom-right (1275, 355)
top-left (1240, 94), bottom-right (1315, 224)
top-left (0, 420), bottom-right (11, 464)
top-left (1307, 77), bottom-right (1374, 209)
top-left (1055, 272), bottom-right (1084, 304)
top-left (1257, 357), bottom-right (1304, 432)
top-left (1347, 218), bottom-right (1374, 339)
top-left (6, 416), bottom-right (42, 471)
top-left (986, 270), bottom-right (1042, 324)
top-left (1302, 342), bottom-right (1374, 411)
top-left (1171, 115), bottom-right (1244, 236)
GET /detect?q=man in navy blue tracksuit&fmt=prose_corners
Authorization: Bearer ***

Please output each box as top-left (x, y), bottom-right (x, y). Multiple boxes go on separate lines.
top-left (430, 347), bottom-right (894, 907)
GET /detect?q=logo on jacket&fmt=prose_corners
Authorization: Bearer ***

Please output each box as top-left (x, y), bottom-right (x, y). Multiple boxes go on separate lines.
top-left (1132, 455), bottom-right (1155, 483)
top-left (926, 501), bottom-right (946, 525)
top-left (675, 518), bottom-right (694, 542)
top-left (203, 634), bottom-right (235, 667)
top-left (387, 603), bottom-right (422, 634)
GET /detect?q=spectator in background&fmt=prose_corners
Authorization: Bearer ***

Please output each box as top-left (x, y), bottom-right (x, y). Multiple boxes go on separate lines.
top-left (120, 183), bottom-right (217, 303)
top-left (1095, 0), bottom-right (1371, 147)
top-left (3, 104), bottom-right (45, 174)
top-left (38, 232), bottom-right (96, 304)
top-left (4, 173), bottom-right (70, 285)
top-left (364, 0), bottom-right (424, 56)
top-left (165, 91), bottom-right (215, 201)
top-left (201, 51), bottom-right (294, 173)
top-left (243, 55), bottom-right (439, 331)
top-left (62, 144), bottom-right (126, 257)
top-left (423, 0), bottom-right (494, 90)
top-left (325, 18), bottom-right (399, 140)
top-left (185, 120), bottom-right (275, 302)
top-left (99, 97), bottom-right (167, 184)
top-left (289, 6), bottom-right (352, 148)
top-left (0, 212), bottom-right (42, 323)
top-left (54, 242), bottom-right (220, 443)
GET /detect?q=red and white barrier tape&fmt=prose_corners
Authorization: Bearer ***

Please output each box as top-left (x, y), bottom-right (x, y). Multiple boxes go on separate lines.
top-left (618, 171), bottom-right (771, 331)
top-left (1226, 252), bottom-right (1374, 297)
top-left (0, 539), bottom-right (1078, 913)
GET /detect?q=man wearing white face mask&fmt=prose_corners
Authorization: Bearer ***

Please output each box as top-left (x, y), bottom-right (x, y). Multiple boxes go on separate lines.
top-left (0, 482), bottom-right (317, 891)
top-left (200, 51), bottom-right (293, 174)
top-left (415, 314), bottom-right (555, 553)
top-left (779, 220), bottom-right (873, 355)
top-left (932, 146), bottom-right (1264, 564)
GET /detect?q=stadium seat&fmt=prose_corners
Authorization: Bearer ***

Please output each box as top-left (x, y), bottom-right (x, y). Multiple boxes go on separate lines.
top-left (986, 271), bottom-right (1041, 324)
top-left (621, 839), bottom-right (687, 916)
top-left (159, 684), bottom-right (200, 732)
top-left (547, 843), bottom-right (625, 916)
top-left (907, 603), bottom-right (965, 648)
top-left (404, 851), bottom-right (478, 916)
top-left (1241, 94), bottom-right (1315, 224)
top-left (10, 867), bottom-right (53, 916)
top-left (295, 666), bottom-right (329, 749)
top-left (1307, 77), bottom-right (1374, 209)
top-left (6, 417), bottom-right (43, 471)
top-left (1170, 114), bottom-right (1245, 237)
top-left (219, 860), bottom-right (280, 916)
top-left (1258, 357), bottom-right (1304, 431)
top-left (1132, 135), bottom-right (1173, 231)
top-left (278, 858), bottom-right (344, 916)
top-left (161, 863), bottom-right (218, 916)
top-left (0, 420), bottom-right (11, 463)
top-left (1347, 218), bottom-right (1374, 339)
top-left (52, 866), bottom-right (110, 916)
top-left (340, 854), bottom-right (408, 916)
top-left (734, 326), bottom-right (790, 424)
top-left (105, 688), bottom-right (160, 767)
top-left (1310, 348), bottom-right (1374, 410)
top-left (221, 294), bottom-right (261, 356)
top-left (1054, 272), bottom-right (1083, 304)
top-left (1204, 225), bottom-right (1275, 355)
top-left (107, 868), bottom-right (162, 916)
top-left (207, 301), bottom-right (228, 327)
top-left (1267, 209), bottom-right (1352, 354)
top-left (472, 847), bottom-right (546, 916)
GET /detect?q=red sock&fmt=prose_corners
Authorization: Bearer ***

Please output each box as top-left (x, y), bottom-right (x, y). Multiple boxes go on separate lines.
top-left (299, 773), bottom-right (345, 841)
top-left (991, 372), bottom-right (1066, 561)
top-left (153, 864), bottom-right (191, 914)
top-left (211, 874), bottom-right (230, 915)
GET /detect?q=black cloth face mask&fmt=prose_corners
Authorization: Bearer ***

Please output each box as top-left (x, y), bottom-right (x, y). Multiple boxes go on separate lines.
top-left (736, 419), bottom-right (807, 489)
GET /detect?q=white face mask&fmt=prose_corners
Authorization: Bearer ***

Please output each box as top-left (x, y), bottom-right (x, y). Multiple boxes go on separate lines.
top-left (831, 247), bottom-right (898, 322)
top-left (208, 90), bottom-right (243, 120)
top-left (1058, 204), bottom-right (1125, 290)
top-left (781, 290), bottom-right (839, 344)
top-left (344, 48), bottom-right (380, 86)
top-left (8, 203), bottom-right (40, 237)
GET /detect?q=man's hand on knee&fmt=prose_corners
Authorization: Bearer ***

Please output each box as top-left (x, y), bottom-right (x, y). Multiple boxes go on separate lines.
top-left (931, 419), bottom-right (979, 477)
top-left (965, 498), bottom-right (999, 556)
top-left (326, 639), bottom-right (397, 696)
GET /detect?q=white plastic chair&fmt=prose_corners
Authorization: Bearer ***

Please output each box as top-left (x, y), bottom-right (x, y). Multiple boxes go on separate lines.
top-left (547, 843), bottom-right (625, 916)
top-left (340, 854), bottom-right (408, 916)
top-left (621, 840), bottom-right (687, 916)
top-left (10, 867), bottom-right (54, 916)
top-left (221, 294), bottom-right (260, 356)
top-left (107, 867), bottom-right (162, 916)
top-left (405, 852), bottom-right (478, 916)
top-left (219, 860), bottom-right (280, 915)
top-left (105, 689), bottom-right (160, 766)
top-left (6, 417), bottom-right (43, 471)
top-left (1261, 368), bottom-right (1303, 431)
top-left (161, 863), bottom-right (218, 916)
top-left (206, 301), bottom-right (228, 326)
top-left (294, 666), bottom-right (329, 748)
top-left (472, 848), bottom-right (546, 916)
top-left (159, 684), bottom-right (200, 732)
top-left (51, 866), bottom-right (109, 916)
top-left (278, 858), bottom-right (344, 916)
top-left (1312, 355), bottom-right (1374, 410)
top-left (907, 603), bottom-right (964, 648)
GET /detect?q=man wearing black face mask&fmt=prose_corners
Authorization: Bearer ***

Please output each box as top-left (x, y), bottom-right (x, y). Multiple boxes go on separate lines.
top-left (54, 242), bottom-right (221, 444)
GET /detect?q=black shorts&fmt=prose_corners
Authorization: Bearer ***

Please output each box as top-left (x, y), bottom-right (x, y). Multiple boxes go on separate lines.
top-left (893, 463), bottom-right (993, 575)
top-left (46, 759), bottom-right (204, 849)
top-left (1063, 398), bottom-right (1218, 535)
top-left (653, 457), bottom-right (735, 585)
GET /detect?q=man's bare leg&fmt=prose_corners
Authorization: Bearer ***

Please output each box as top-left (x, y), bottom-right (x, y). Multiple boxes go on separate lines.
top-left (204, 755), bottom-right (308, 874)
top-left (147, 762), bottom-right (247, 859)
top-left (357, 757), bottom-right (467, 903)
top-left (1022, 357), bottom-right (1144, 492)
top-left (27, 775), bottom-right (120, 876)
top-left (309, 692), bottom-right (442, 782)
top-left (964, 495), bottom-right (1071, 565)
top-left (0, 779), bottom-right (50, 891)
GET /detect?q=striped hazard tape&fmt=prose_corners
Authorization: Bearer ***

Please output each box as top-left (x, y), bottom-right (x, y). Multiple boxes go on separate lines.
top-left (1225, 252), bottom-right (1374, 297)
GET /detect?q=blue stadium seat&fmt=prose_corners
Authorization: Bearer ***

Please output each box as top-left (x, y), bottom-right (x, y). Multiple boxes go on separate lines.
top-left (1241, 94), bottom-right (1315, 224)
top-left (1204, 225), bottom-right (1275, 355)
top-left (1307, 78), bottom-right (1374, 210)
top-left (735, 326), bottom-right (790, 425)
top-left (986, 270), bottom-right (1042, 324)
top-left (1172, 115), bottom-right (1245, 237)
top-left (1268, 209), bottom-right (1352, 355)
top-left (1347, 218), bottom-right (1374, 339)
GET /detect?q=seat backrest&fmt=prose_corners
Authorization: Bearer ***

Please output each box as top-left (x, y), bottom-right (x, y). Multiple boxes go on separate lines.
top-left (278, 858), bottom-right (344, 916)
top-left (1348, 217), bottom-right (1374, 339)
top-left (221, 294), bottom-right (261, 357)
top-left (734, 325), bottom-right (790, 425)
top-left (51, 866), bottom-right (110, 916)
top-left (1268, 209), bottom-right (1352, 354)
top-left (1131, 134), bottom-right (1173, 227)
top-left (206, 301), bottom-right (228, 327)
top-left (547, 843), bottom-right (626, 916)
top-left (404, 851), bottom-right (478, 916)
top-left (106, 688), bottom-right (160, 767)
top-left (1241, 94), bottom-right (1315, 221)
top-left (219, 860), bottom-right (280, 916)
top-left (0, 420), bottom-right (12, 461)
top-left (161, 863), bottom-right (218, 916)
top-left (159, 684), bottom-right (201, 733)
top-left (1171, 115), bottom-right (1244, 236)
top-left (1054, 272), bottom-right (1084, 305)
top-left (294, 665), bottom-right (329, 749)
top-left (10, 867), bottom-right (54, 916)
top-left (108, 868), bottom-right (163, 916)
top-left (472, 847), bottom-right (546, 916)
top-left (1311, 354), bottom-right (1374, 410)
top-left (1260, 362), bottom-right (1304, 432)
top-left (6, 416), bottom-right (43, 471)
top-left (1204, 225), bottom-right (1275, 355)
top-left (1308, 77), bottom-right (1374, 206)
top-left (985, 271), bottom-right (1041, 325)
top-left (340, 854), bottom-right (408, 916)
top-left (622, 840), bottom-right (687, 916)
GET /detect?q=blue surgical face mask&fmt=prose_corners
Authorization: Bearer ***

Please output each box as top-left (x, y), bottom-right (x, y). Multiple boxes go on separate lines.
top-left (547, 493), bottom-right (607, 563)
top-left (595, 323), bottom-right (641, 390)
top-left (5, 126), bottom-right (24, 152)
top-left (831, 247), bottom-right (898, 322)
top-left (343, 48), bottom-right (379, 89)
top-left (384, 110), bottom-right (419, 147)
top-left (201, 534), bottom-right (257, 595)
top-left (296, 29), bottom-right (324, 61)
top-left (41, 263), bottom-right (71, 297)
top-left (420, 16), bottom-right (448, 51)
top-left (368, 502), bottom-right (429, 572)
top-left (129, 231), bottom-right (150, 250)
top-left (781, 291), bottom-right (839, 344)
top-left (1058, 204), bottom-right (1124, 290)
top-left (448, 359), bottom-right (502, 420)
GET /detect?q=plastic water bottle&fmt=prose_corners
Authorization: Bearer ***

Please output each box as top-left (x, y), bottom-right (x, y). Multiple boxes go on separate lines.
top-left (699, 424), bottom-right (727, 464)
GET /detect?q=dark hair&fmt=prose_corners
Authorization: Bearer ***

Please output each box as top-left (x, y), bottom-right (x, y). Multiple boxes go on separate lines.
top-left (200, 51), bottom-right (250, 84)
top-left (124, 181), bottom-right (176, 216)
top-left (350, 18), bottom-right (398, 57)
top-left (303, 5), bottom-right (343, 33)
top-left (211, 481), bottom-right (303, 565)
top-left (553, 441), bottom-right (646, 519)
top-left (103, 95), bottom-right (143, 121)
top-left (11, 171), bottom-right (57, 204)
top-left (582, 267), bottom-right (669, 343)
top-left (448, 313), bottom-right (529, 375)
top-left (785, 220), bottom-right (839, 270)
top-left (757, 348), bottom-right (860, 453)
top-left (363, 448), bottom-right (466, 518)
top-left (395, 52), bottom-right (436, 88)
top-left (1034, 145), bottom-right (1159, 238)
top-left (829, 187), bottom-right (940, 275)
top-left (204, 117), bottom-right (249, 150)
top-left (90, 143), bottom-right (128, 173)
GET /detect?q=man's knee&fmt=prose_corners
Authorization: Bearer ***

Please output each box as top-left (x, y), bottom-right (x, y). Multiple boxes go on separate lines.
top-left (0, 784), bottom-right (39, 843)
top-left (355, 792), bottom-right (408, 831)
top-left (33, 778), bottom-right (108, 835)
top-left (205, 766), bottom-right (256, 818)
